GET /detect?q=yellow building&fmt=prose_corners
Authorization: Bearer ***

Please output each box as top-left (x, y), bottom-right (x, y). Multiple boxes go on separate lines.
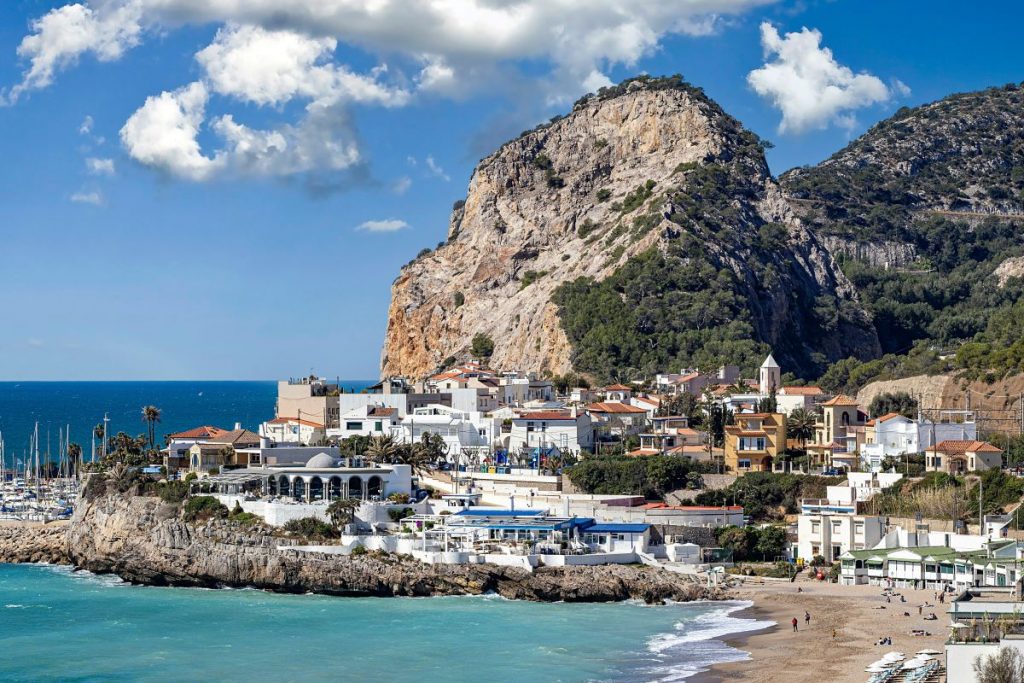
top-left (806, 395), bottom-right (865, 471)
top-left (724, 413), bottom-right (787, 474)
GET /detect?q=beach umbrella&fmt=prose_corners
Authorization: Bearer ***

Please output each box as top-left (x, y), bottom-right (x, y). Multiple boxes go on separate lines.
top-left (865, 666), bottom-right (889, 673)
top-left (916, 649), bottom-right (941, 655)
top-left (950, 622), bottom-right (970, 629)
top-left (902, 660), bottom-right (924, 670)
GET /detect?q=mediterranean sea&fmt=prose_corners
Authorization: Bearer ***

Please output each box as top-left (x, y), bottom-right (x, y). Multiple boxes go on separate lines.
top-left (0, 564), bottom-right (771, 682)
top-left (0, 381), bottom-right (373, 468)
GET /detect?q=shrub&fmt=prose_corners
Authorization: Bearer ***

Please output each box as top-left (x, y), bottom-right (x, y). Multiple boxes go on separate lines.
top-left (351, 545), bottom-right (368, 556)
top-left (183, 496), bottom-right (228, 523)
top-left (520, 270), bottom-right (548, 289)
top-left (452, 291), bottom-right (465, 308)
top-left (596, 188), bottom-right (612, 202)
top-left (388, 507), bottom-right (414, 522)
top-left (470, 333), bottom-right (495, 359)
top-left (533, 153), bottom-right (553, 170)
top-left (158, 480), bottom-right (189, 504)
top-left (416, 248), bottom-right (432, 259)
top-left (283, 516), bottom-right (338, 541)
top-left (577, 218), bottom-right (599, 238)
top-left (388, 492), bottom-right (411, 503)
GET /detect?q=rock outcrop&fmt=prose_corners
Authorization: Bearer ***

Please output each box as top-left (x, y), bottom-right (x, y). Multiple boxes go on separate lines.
top-left (382, 76), bottom-right (879, 380)
top-left (0, 523), bottom-right (69, 564)
top-left (60, 493), bottom-right (726, 603)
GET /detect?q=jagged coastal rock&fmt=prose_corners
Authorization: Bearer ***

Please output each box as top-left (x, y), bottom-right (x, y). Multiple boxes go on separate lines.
top-left (0, 494), bottom-right (729, 604)
top-left (382, 76), bottom-right (879, 381)
top-left (0, 524), bottom-right (68, 564)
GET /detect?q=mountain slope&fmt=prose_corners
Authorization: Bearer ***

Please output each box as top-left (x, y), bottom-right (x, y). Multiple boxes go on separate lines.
top-left (381, 76), bottom-right (879, 381)
top-left (781, 83), bottom-right (1024, 382)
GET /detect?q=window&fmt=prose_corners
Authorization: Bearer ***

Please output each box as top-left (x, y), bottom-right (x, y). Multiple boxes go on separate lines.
top-left (811, 521), bottom-right (820, 534)
top-left (374, 421), bottom-right (383, 432)
top-left (738, 459), bottom-right (751, 469)
top-left (526, 422), bottom-right (535, 432)
top-left (345, 421), bottom-right (362, 431)
top-left (855, 522), bottom-right (864, 535)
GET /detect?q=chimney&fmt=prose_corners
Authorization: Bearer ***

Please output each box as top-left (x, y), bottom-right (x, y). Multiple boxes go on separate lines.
top-left (235, 422), bottom-right (242, 431)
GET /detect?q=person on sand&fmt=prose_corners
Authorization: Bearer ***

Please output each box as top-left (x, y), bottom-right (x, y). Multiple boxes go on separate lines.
top-left (805, 611), bottom-right (811, 626)
top-left (792, 617), bottom-right (798, 632)
top-left (918, 605), bottom-right (923, 615)
top-left (832, 629), bottom-right (837, 640)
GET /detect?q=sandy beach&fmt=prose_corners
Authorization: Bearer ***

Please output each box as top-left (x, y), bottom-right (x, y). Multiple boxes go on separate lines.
top-left (697, 579), bottom-right (948, 682)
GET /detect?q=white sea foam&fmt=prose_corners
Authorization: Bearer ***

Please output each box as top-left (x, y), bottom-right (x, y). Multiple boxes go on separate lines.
top-left (641, 601), bottom-right (775, 681)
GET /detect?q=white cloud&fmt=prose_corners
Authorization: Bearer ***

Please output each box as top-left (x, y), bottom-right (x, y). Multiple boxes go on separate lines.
top-left (6, 1), bottom-right (142, 102)
top-left (70, 190), bottom-right (103, 204)
top-left (356, 218), bottom-right (409, 233)
top-left (9, 0), bottom-right (778, 183)
top-left (196, 24), bottom-right (408, 108)
top-left (119, 81), bottom-right (223, 181)
top-left (747, 22), bottom-right (895, 134)
top-left (425, 156), bottom-right (450, 182)
top-left (79, 114), bottom-right (93, 134)
top-left (9, 1), bottom-right (777, 102)
top-left (86, 157), bottom-right (115, 174)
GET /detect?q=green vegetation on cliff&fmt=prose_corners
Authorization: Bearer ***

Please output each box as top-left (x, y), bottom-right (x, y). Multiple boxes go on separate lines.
top-left (785, 84), bottom-right (1024, 387)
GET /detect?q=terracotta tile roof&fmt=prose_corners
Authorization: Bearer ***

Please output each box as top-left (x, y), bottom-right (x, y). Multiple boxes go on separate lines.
top-left (517, 411), bottom-right (576, 421)
top-left (928, 440), bottom-right (1003, 454)
top-left (822, 395), bottom-right (860, 407)
top-left (168, 425), bottom-right (226, 440)
top-left (780, 386), bottom-right (823, 396)
top-left (866, 412), bottom-right (905, 426)
top-left (677, 372), bottom-right (701, 382)
top-left (367, 406), bottom-right (398, 417)
top-left (604, 384), bottom-right (633, 391)
top-left (208, 428), bottom-right (261, 446)
top-left (587, 402), bottom-right (649, 414)
top-left (268, 417), bottom-right (325, 428)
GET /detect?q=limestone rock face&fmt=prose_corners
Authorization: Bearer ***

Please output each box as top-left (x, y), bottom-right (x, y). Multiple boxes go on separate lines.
top-left (382, 78), bottom-right (878, 379)
top-left (61, 493), bottom-right (725, 603)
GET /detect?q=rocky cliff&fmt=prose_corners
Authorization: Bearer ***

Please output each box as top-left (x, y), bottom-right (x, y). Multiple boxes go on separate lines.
top-left (382, 76), bottom-right (879, 381)
top-left (50, 493), bottom-right (725, 603)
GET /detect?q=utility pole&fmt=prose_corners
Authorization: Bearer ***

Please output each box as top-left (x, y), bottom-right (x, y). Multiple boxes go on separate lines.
top-left (979, 476), bottom-right (984, 537)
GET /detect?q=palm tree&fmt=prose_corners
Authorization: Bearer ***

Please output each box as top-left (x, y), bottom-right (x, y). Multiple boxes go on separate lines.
top-left (141, 405), bottom-right (162, 452)
top-left (365, 435), bottom-right (399, 464)
top-left (67, 442), bottom-right (83, 476)
top-left (788, 408), bottom-right (817, 451)
top-left (327, 498), bottom-right (359, 529)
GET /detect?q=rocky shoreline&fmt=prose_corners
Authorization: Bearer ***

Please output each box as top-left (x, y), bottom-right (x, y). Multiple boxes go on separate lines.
top-left (1, 494), bottom-right (729, 604)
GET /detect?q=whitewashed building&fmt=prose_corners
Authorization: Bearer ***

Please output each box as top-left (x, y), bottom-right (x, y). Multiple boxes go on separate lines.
top-left (507, 411), bottom-right (593, 456)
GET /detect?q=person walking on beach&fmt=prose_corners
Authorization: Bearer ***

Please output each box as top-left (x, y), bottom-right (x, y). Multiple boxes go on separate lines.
top-left (792, 617), bottom-right (798, 632)
top-left (804, 611), bottom-right (811, 627)
top-left (832, 629), bottom-right (837, 640)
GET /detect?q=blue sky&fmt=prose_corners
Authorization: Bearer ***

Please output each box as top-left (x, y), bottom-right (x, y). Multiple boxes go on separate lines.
top-left (1, 1), bottom-right (1022, 381)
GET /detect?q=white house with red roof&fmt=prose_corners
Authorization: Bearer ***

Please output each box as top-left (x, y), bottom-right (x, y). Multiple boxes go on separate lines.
top-left (925, 440), bottom-right (1003, 474)
top-left (326, 404), bottom-right (400, 440)
top-left (585, 401), bottom-right (650, 436)
top-left (507, 410), bottom-right (593, 456)
top-left (261, 417), bottom-right (326, 445)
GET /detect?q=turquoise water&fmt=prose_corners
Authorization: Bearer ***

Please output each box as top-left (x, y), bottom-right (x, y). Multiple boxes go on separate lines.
top-left (0, 564), bottom-right (771, 682)
top-left (0, 381), bottom-right (373, 469)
